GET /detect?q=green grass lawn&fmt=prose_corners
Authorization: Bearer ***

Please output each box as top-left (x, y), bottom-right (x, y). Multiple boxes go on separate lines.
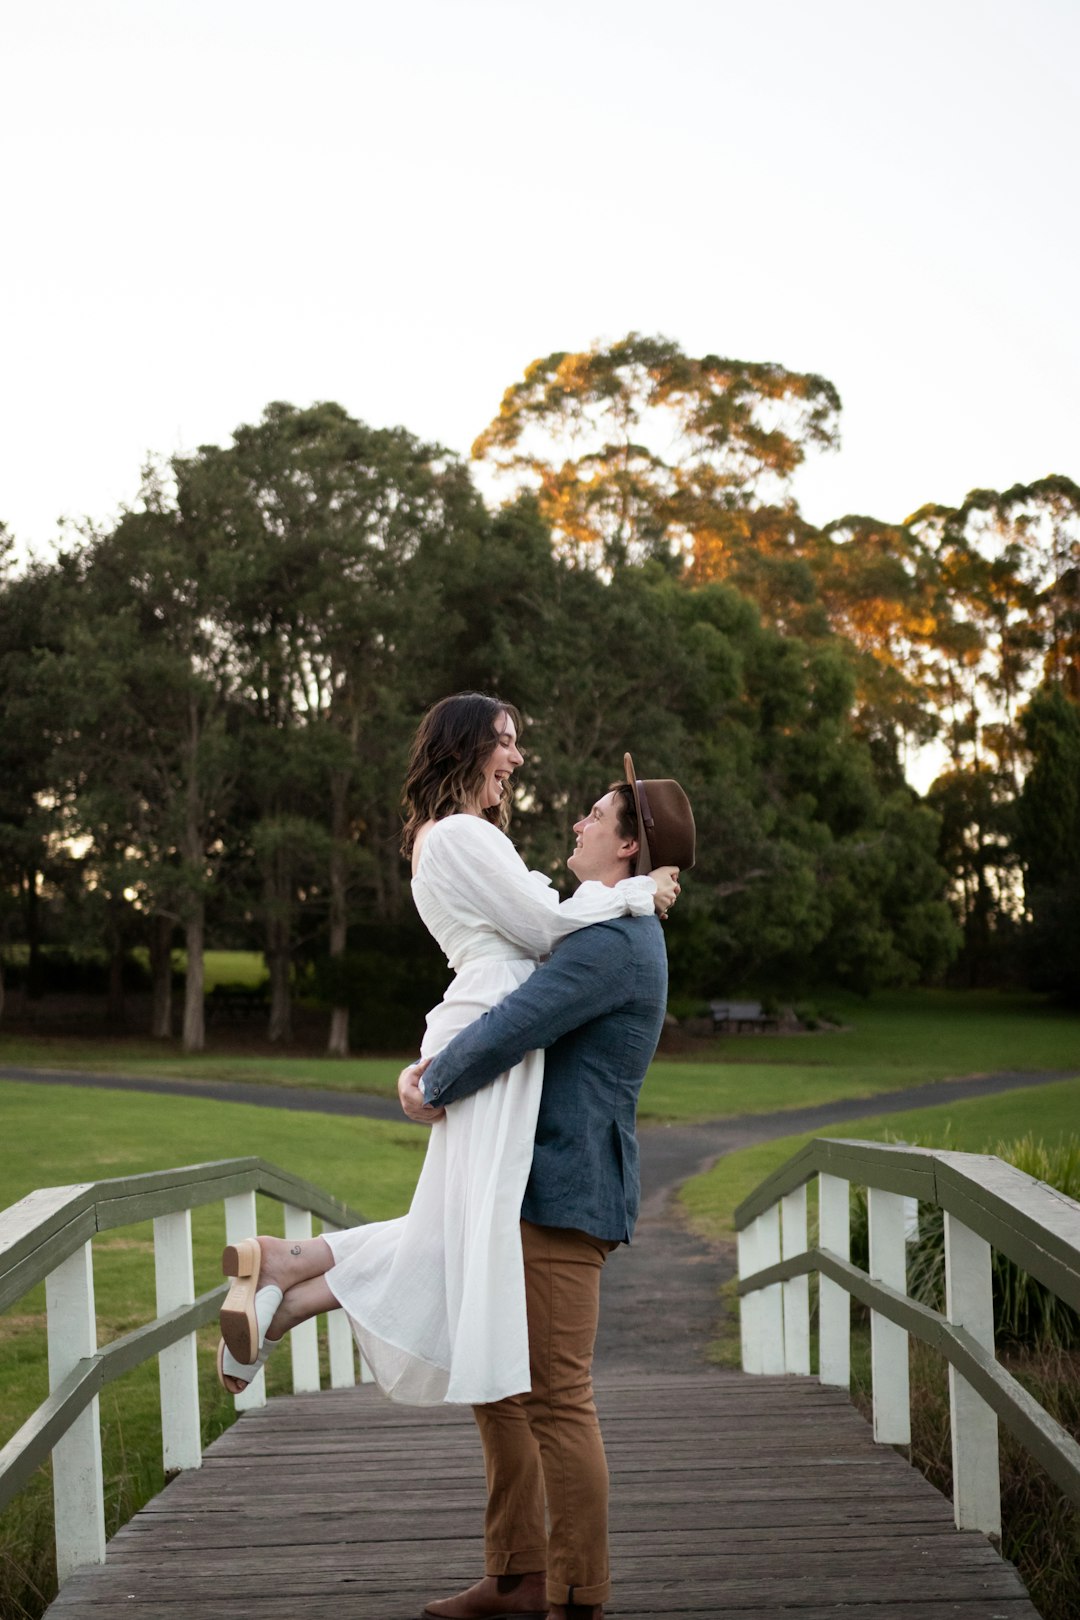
top-left (680, 1072), bottom-right (1080, 1241)
top-left (646, 987), bottom-right (1080, 1121)
top-left (3, 987), bottom-right (1079, 1123)
top-left (179, 949), bottom-right (269, 988)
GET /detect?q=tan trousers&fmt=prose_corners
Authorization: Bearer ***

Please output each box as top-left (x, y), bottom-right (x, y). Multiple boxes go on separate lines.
top-left (472, 1220), bottom-right (616, 1608)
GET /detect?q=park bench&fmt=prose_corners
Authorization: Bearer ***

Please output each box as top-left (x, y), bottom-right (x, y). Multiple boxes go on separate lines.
top-left (709, 998), bottom-right (778, 1033)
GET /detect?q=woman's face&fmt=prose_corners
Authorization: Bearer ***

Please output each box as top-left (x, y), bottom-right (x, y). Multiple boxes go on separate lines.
top-left (476, 711), bottom-right (524, 811)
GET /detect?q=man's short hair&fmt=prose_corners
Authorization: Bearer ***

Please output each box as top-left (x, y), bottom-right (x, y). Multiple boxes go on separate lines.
top-left (608, 781), bottom-right (639, 844)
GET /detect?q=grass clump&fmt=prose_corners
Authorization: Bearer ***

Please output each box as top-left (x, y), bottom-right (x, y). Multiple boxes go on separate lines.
top-left (898, 1134), bottom-right (1080, 1351)
top-left (847, 1340), bottom-right (1080, 1620)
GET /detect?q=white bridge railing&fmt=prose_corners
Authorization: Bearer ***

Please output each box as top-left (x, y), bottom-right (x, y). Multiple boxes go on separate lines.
top-left (736, 1137), bottom-right (1080, 1542)
top-left (0, 1158), bottom-right (367, 1586)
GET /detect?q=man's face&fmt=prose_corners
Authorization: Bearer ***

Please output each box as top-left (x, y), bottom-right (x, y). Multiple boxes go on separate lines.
top-left (567, 790), bottom-right (638, 884)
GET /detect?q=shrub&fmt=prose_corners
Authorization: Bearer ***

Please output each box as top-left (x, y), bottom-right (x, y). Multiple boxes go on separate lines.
top-left (849, 1133), bottom-right (1080, 1351)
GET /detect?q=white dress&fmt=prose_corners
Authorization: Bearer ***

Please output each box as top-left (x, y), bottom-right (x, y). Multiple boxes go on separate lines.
top-left (322, 814), bottom-right (655, 1405)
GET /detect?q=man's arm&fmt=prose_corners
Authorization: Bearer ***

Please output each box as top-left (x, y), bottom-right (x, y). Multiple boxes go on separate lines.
top-left (416, 921), bottom-right (639, 1110)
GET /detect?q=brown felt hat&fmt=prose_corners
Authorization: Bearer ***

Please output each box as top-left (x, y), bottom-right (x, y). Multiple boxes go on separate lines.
top-left (623, 753), bottom-right (696, 875)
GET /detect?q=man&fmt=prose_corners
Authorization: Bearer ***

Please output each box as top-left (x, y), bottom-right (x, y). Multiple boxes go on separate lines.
top-left (398, 756), bottom-right (695, 1620)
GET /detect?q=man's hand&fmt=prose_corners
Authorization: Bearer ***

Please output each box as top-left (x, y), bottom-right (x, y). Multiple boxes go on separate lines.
top-left (397, 1057), bottom-right (446, 1124)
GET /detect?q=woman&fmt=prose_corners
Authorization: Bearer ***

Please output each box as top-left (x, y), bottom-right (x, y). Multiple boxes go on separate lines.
top-left (218, 692), bottom-right (678, 1404)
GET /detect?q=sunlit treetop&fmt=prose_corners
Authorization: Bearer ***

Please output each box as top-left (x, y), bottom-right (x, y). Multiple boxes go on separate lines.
top-left (473, 333), bottom-right (841, 567)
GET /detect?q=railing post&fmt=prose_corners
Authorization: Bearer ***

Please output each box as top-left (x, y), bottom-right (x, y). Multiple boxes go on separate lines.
top-left (756, 1204), bottom-right (785, 1374)
top-left (944, 1212), bottom-right (1001, 1539)
top-left (154, 1208), bottom-right (202, 1472)
top-left (46, 1241), bottom-right (105, 1584)
top-left (867, 1186), bottom-right (910, 1444)
top-left (781, 1184), bottom-right (810, 1375)
top-left (224, 1191), bottom-right (265, 1411)
top-left (818, 1172), bottom-right (850, 1388)
top-left (284, 1205), bottom-right (321, 1393)
top-left (737, 1220), bottom-right (762, 1373)
top-left (322, 1223), bottom-right (357, 1389)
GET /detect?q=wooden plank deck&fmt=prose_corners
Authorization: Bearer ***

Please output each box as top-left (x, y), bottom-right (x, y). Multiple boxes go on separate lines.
top-left (45, 1370), bottom-right (1039, 1619)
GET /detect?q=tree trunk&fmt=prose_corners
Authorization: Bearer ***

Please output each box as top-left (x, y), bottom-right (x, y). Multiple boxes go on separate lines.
top-left (24, 869), bottom-right (43, 1000)
top-left (0, 957), bottom-right (5, 1026)
top-left (150, 912), bottom-right (174, 1039)
top-left (106, 897), bottom-right (126, 1027)
top-left (182, 905), bottom-right (205, 1052)
top-left (327, 1005), bottom-right (349, 1057)
top-left (326, 767), bottom-right (350, 1057)
top-left (267, 921), bottom-right (292, 1043)
top-left (265, 842), bottom-right (293, 1043)
top-left (182, 696), bottom-right (206, 1053)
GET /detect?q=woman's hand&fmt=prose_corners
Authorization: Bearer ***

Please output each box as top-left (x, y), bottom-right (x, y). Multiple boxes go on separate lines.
top-left (650, 865), bottom-right (680, 919)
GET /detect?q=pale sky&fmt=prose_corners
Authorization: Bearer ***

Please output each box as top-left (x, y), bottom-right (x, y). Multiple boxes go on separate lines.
top-left (3, 0), bottom-right (1078, 558)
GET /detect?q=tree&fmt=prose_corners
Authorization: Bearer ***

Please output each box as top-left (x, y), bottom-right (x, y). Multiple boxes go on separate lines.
top-left (0, 538), bottom-right (71, 1022)
top-left (169, 402), bottom-right (487, 1050)
top-left (421, 501), bottom-right (956, 999)
top-left (47, 474), bottom-right (244, 1050)
top-left (473, 333), bottom-right (841, 568)
top-left (925, 766), bottom-right (1021, 985)
top-left (1015, 684), bottom-right (1080, 1002)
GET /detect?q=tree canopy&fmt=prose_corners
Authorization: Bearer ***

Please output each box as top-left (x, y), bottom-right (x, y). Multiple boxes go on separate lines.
top-left (2, 348), bottom-right (1076, 1044)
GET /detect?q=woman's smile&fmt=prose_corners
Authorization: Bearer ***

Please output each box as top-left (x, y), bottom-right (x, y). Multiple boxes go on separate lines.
top-left (478, 713), bottom-right (524, 810)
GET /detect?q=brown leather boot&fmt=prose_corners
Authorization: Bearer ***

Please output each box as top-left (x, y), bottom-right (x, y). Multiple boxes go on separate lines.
top-left (422, 1571), bottom-right (548, 1618)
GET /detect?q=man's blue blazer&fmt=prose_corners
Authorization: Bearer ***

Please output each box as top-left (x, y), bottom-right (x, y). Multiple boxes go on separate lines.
top-left (420, 914), bottom-right (668, 1243)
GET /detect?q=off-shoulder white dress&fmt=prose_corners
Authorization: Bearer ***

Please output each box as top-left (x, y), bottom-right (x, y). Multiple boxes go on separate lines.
top-left (322, 814), bottom-right (655, 1405)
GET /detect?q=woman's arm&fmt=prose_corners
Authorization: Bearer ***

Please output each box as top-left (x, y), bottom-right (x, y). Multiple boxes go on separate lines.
top-left (421, 815), bottom-right (663, 956)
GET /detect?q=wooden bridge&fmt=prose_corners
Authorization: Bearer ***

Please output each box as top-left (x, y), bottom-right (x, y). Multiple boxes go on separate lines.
top-left (3, 1147), bottom-right (1079, 1618)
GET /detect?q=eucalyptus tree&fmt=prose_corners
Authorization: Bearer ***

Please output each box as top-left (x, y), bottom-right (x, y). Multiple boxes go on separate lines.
top-left (171, 401), bottom-right (486, 1051)
top-left (810, 515), bottom-right (941, 778)
top-left (473, 333), bottom-right (841, 569)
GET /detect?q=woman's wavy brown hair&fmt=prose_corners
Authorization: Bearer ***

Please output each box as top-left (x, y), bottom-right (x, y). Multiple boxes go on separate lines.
top-left (401, 692), bottom-right (523, 857)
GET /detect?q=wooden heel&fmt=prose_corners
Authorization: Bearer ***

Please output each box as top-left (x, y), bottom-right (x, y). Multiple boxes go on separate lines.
top-left (221, 1237), bottom-right (260, 1279)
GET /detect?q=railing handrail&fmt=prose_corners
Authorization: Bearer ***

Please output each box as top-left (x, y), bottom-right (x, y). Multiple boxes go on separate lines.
top-left (734, 1137), bottom-right (1080, 1312)
top-left (0, 1158), bottom-right (367, 1577)
top-left (0, 1157), bottom-right (363, 1314)
top-left (735, 1134), bottom-right (1080, 1542)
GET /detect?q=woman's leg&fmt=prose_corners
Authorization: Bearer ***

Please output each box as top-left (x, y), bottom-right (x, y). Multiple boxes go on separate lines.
top-left (244, 1233), bottom-right (336, 1293)
top-left (220, 1233), bottom-right (337, 1372)
top-left (219, 1273), bottom-right (340, 1394)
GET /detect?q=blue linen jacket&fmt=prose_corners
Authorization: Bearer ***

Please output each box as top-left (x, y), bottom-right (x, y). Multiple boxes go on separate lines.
top-left (420, 914), bottom-right (668, 1244)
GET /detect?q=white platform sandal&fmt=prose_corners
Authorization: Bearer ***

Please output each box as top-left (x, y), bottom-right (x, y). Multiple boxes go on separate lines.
top-left (220, 1238), bottom-right (283, 1364)
top-left (216, 1332), bottom-right (281, 1390)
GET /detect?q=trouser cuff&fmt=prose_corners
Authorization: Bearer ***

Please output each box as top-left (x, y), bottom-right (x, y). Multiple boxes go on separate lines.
top-left (486, 1550), bottom-right (547, 1576)
top-left (546, 1577), bottom-right (611, 1605)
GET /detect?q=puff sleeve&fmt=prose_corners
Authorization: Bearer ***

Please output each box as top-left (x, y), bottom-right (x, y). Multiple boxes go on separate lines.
top-left (416, 814), bottom-right (655, 959)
